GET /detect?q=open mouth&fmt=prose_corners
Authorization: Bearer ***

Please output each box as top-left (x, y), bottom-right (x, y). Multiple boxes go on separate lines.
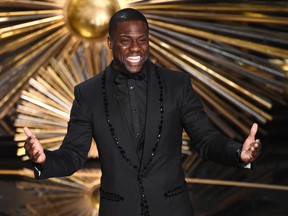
top-left (126, 56), bottom-right (141, 63)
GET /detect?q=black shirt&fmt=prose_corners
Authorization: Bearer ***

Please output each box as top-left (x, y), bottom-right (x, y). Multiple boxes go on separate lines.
top-left (113, 63), bottom-right (148, 160)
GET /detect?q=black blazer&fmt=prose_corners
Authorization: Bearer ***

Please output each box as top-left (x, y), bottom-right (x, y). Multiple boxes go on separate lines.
top-left (38, 61), bottom-right (242, 216)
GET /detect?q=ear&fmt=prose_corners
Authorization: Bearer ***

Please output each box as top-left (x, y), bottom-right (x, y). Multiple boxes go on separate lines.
top-left (107, 35), bottom-right (112, 49)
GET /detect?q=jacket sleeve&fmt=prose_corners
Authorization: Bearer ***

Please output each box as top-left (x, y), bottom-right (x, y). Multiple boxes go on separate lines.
top-left (180, 74), bottom-right (242, 166)
top-left (36, 85), bottom-right (93, 179)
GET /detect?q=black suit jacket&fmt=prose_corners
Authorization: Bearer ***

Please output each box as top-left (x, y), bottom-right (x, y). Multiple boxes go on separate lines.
top-left (38, 61), bottom-right (242, 216)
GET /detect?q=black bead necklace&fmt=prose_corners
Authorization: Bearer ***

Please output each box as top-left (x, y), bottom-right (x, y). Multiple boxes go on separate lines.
top-left (101, 65), bottom-right (164, 172)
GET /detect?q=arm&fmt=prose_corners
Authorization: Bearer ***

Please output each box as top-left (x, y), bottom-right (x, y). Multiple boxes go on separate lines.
top-left (180, 74), bottom-right (261, 166)
top-left (24, 85), bottom-right (93, 178)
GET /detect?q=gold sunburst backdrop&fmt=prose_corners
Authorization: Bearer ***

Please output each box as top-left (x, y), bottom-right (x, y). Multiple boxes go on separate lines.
top-left (4, 0), bottom-right (286, 159)
top-left (0, 0), bottom-right (288, 215)
top-left (1, 168), bottom-right (102, 216)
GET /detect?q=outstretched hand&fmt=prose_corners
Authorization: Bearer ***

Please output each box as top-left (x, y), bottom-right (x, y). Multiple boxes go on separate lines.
top-left (240, 123), bottom-right (262, 164)
top-left (24, 127), bottom-right (46, 165)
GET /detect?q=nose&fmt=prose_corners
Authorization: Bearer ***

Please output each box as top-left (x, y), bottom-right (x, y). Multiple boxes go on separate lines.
top-left (129, 40), bottom-right (140, 51)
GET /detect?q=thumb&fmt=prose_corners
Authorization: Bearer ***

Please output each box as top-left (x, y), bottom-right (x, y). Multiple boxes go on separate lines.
top-left (24, 127), bottom-right (33, 138)
top-left (248, 123), bottom-right (258, 140)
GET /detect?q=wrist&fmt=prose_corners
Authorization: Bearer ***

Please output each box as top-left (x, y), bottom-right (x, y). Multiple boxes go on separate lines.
top-left (237, 148), bottom-right (247, 167)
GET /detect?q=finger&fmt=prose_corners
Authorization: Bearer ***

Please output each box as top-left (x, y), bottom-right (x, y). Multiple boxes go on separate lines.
top-left (251, 142), bottom-right (261, 158)
top-left (24, 136), bottom-right (36, 149)
top-left (27, 146), bottom-right (41, 161)
top-left (251, 139), bottom-right (261, 151)
top-left (24, 127), bottom-right (37, 146)
top-left (25, 143), bottom-right (35, 155)
top-left (24, 127), bottom-right (33, 138)
top-left (24, 136), bottom-right (32, 147)
top-left (248, 123), bottom-right (258, 140)
top-left (24, 141), bottom-right (35, 153)
top-left (24, 127), bottom-right (36, 140)
top-left (251, 149), bottom-right (260, 158)
top-left (30, 151), bottom-right (39, 162)
top-left (24, 140), bottom-right (38, 155)
top-left (255, 139), bottom-right (261, 147)
top-left (31, 149), bottom-right (41, 160)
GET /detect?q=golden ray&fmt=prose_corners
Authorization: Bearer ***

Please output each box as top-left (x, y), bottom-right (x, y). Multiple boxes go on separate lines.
top-left (1, 168), bottom-right (288, 215)
top-left (0, 168), bottom-right (101, 216)
top-left (14, 38), bottom-right (112, 159)
top-left (0, 0), bottom-right (286, 146)
top-left (134, 1), bottom-right (288, 137)
top-left (0, 0), bottom-right (285, 168)
top-left (0, 1), bottom-right (288, 214)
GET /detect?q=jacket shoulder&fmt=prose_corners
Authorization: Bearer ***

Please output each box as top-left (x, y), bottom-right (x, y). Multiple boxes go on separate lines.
top-left (76, 71), bottom-right (104, 91)
top-left (156, 65), bottom-right (189, 84)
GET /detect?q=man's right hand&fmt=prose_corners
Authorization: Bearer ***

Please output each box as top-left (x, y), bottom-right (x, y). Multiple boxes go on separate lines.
top-left (24, 127), bottom-right (46, 165)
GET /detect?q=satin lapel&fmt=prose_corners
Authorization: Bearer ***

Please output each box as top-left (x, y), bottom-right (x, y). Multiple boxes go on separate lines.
top-left (140, 62), bottom-right (161, 172)
top-left (105, 66), bottom-right (140, 168)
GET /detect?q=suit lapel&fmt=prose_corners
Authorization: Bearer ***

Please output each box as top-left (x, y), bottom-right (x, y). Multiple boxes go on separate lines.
top-left (140, 62), bottom-right (162, 172)
top-left (105, 65), bottom-right (140, 168)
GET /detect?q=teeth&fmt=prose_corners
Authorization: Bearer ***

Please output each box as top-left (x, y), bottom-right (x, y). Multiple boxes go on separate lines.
top-left (127, 56), bottom-right (140, 63)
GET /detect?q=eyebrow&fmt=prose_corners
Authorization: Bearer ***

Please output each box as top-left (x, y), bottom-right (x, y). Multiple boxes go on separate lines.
top-left (118, 33), bottom-right (148, 37)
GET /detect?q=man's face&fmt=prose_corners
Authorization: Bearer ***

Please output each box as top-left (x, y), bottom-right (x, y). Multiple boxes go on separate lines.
top-left (108, 20), bottom-right (149, 74)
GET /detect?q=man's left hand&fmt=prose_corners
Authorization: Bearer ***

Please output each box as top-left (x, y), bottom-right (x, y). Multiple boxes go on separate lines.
top-left (240, 123), bottom-right (262, 164)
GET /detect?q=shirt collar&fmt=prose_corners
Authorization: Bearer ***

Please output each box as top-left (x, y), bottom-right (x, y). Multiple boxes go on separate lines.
top-left (114, 61), bottom-right (148, 85)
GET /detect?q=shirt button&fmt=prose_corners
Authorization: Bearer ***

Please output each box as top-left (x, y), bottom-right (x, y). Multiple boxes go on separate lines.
top-left (130, 86), bottom-right (134, 90)
top-left (133, 109), bottom-right (137, 113)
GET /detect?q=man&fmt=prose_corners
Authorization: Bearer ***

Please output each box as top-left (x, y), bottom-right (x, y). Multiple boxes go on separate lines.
top-left (24, 8), bottom-right (261, 216)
